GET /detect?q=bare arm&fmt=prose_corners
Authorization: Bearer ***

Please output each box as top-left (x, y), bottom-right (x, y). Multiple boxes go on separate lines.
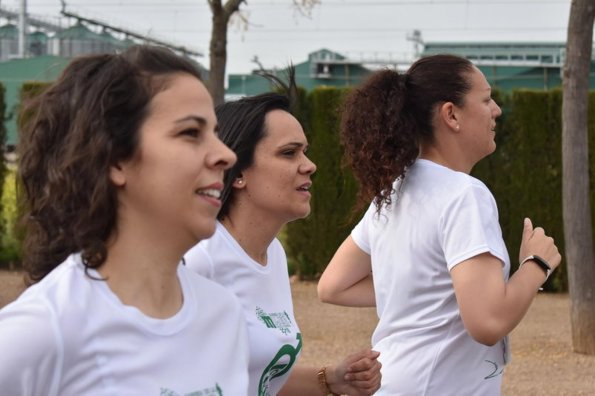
top-left (278, 349), bottom-right (381, 396)
top-left (451, 218), bottom-right (561, 346)
top-left (317, 236), bottom-right (376, 307)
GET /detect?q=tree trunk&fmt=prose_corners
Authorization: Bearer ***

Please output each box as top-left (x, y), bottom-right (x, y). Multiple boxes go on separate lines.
top-left (562, 0), bottom-right (595, 355)
top-left (207, 0), bottom-right (244, 106)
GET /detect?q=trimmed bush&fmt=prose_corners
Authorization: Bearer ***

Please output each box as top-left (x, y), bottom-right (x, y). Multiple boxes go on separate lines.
top-left (473, 89), bottom-right (569, 291)
top-left (0, 169), bottom-right (19, 268)
top-left (0, 82), bottom-right (7, 266)
top-left (284, 87), bottom-right (360, 279)
top-left (0, 81), bottom-right (51, 268)
top-left (18, 82), bottom-right (51, 127)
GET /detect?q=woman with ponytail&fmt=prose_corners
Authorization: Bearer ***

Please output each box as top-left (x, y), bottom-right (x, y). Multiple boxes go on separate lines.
top-left (318, 54), bottom-right (561, 395)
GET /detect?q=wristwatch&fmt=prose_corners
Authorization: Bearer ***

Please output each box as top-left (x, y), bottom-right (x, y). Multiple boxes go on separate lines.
top-left (520, 254), bottom-right (552, 280)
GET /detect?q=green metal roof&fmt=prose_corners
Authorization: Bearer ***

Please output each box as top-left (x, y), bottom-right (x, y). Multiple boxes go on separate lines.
top-left (54, 22), bottom-right (106, 41)
top-left (0, 24), bottom-right (17, 40)
top-left (0, 55), bottom-right (71, 147)
top-left (28, 31), bottom-right (48, 44)
top-left (0, 26), bottom-right (48, 43)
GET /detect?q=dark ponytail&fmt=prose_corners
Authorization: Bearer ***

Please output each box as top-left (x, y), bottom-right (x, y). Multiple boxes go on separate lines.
top-left (341, 70), bottom-right (417, 213)
top-left (341, 55), bottom-right (474, 212)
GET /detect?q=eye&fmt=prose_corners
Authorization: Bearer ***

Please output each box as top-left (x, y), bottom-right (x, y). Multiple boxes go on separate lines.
top-left (281, 150), bottom-right (296, 157)
top-left (179, 128), bottom-right (200, 138)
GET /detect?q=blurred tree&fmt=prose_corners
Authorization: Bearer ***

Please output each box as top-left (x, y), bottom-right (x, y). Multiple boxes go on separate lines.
top-left (206, 0), bottom-right (320, 105)
top-left (562, 0), bottom-right (595, 354)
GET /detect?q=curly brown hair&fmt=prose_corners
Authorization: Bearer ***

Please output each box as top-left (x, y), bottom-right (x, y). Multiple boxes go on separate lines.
top-left (18, 45), bottom-right (201, 284)
top-left (341, 54), bottom-right (474, 212)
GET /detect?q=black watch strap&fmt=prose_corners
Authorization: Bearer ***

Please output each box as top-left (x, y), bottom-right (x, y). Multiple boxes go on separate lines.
top-left (521, 254), bottom-right (552, 279)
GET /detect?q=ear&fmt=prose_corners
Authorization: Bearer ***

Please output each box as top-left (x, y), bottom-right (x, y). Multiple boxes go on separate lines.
top-left (232, 174), bottom-right (246, 189)
top-left (110, 163), bottom-right (127, 187)
top-left (438, 101), bottom-right (460, 133)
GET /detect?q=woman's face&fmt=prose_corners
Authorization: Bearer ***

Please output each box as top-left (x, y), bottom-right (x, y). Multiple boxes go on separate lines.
top-left (239, 109), bottom-right (316, 224)
top-left (457, 66), bottom-right (502, 163)
top-left (111, 72), bottom-right (236, 247)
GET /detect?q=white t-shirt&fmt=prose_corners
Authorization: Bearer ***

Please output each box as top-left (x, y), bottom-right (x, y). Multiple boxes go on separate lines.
top-left (352, 159), bottom-right (511, 396)
top-left (0, 253), bottom-right (249, 396)
top-left (185, 222), bottom-right (302, 396)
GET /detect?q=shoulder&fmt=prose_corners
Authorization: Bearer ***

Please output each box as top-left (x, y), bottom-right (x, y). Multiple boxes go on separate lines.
top-left (270, 238), bottom-right (287, 259)
top-left (184, 242), bottom-right (214, 278)
top-left (180, 265), bottom-right (241, 310)
top-left (417, 161), bottom-right (495, 206)
top-left (0, 292), bottom-right (63, 392)
top-left (410, 159), bottom-right (480, 191)
top-left (0, 295), bottom-right (61, 346)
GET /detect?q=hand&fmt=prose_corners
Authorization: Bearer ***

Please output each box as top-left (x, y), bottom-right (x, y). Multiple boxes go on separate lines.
top-left (518, 218), bottom-right (562, 271)
top-left (326, 349), bottom-right (381, 396)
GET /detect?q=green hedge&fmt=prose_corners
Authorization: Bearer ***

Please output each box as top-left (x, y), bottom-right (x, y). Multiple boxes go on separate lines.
top-left (0, 169), bottom-right (19, 267)
top-left (472, 89), bottom-right (571, 291)
top-left (18, 82), bottom-right (50, 127)
top-left (0, 82), bottom-right (7, 266)
top-left (284, 87), bottom-right (361, 279)
top-left (0, 81), bottom-right (51, 268)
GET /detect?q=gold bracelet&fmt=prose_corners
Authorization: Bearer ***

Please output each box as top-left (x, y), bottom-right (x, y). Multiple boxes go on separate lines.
top-left (317, 366), bottom-right (340, 396)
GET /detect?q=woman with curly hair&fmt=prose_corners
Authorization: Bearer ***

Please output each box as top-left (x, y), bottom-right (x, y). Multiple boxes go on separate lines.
top-left (0, 45), bottom-right (248, 395)
top-left (317, 54), bottom-right (561, 395)
top-left (184, 91), bottom-right (382, 396)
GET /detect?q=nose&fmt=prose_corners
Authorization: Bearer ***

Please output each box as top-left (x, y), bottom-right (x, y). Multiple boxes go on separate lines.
top-left (209, 136), bottom-right (237, 170)
top-left (493, 101), bottom-right (502, 118)
top-left (299, 155), bottom-right (317, 175)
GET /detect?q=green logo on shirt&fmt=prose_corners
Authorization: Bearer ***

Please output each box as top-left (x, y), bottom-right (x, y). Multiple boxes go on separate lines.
top-left (160, 383), bottom-right (223, 396)
top-left (258, 333), bottom-right (303, 396)
top-left (255, 306), bottom-right (293, 335)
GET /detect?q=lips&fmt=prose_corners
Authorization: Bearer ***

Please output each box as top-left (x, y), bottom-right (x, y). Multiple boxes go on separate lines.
top-left (297, 181), bottom-right (312, 192)
top-left (195, 182), bottom-right (224, 203)
top-left (195, 188), bottom-right (221, 199)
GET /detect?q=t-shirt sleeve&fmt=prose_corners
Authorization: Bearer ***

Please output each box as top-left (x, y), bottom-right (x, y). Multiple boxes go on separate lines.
top-left (183, 243), bottom-right (215, 279)
top-left (440, 182), bottom-right (508, 271)
top-left (0, 299), bottom-right (62, 396)
top-left (351, 202), bottom-right (376, 255)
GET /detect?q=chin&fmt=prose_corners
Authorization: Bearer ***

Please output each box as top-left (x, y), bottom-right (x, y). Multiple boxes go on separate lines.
top-left (286, 208), bottom-right (311, 224)
top-left (296, 207), bottom-right (312, 219)
top-left (194, 221), bottom-right (218, 242)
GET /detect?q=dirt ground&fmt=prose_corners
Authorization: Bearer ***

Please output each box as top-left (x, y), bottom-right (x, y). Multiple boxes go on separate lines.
top-left (1, 271), bottom-right (594, 395)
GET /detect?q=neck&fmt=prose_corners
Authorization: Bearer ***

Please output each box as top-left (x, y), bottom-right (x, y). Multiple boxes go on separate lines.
top-left (98, 222), bottom-right (187, 319)
top-left (220, 204), bottom-right (283, 266)
top-left (419, 141), bottom-right (473, 174)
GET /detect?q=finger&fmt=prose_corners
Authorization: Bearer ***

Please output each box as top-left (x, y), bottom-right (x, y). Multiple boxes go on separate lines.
top-left (533, 227), bottom-right (545, 237)
top-left (347, 357), bottom-right (378, 373)
top-left (346, 350), bottom-right (380, 371)
top-left (345, 360), bottom-right (382, 380)
top-left (522, 217), bottom-right (533, 241)
top-left (345, 371), bottom-right (382, 394)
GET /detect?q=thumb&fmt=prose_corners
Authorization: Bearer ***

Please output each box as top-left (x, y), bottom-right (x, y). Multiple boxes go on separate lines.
top-left (522, 217), bottom-right (533, 241)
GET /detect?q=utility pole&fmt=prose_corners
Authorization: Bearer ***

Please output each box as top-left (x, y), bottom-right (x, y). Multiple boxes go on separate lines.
top-left (18, 0), bottom-right (27, 58)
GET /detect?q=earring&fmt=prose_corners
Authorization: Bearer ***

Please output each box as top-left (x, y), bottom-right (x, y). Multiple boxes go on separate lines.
top-left (237, 179), bottom-right (243, 184)
top-left (456, 125), bottom-right (460, 131)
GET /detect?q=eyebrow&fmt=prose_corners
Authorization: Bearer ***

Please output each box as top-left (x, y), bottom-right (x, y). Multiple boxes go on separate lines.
top-left (174, 115), bottom-right (207, 126)
top-left (279, 142), bottom-right (308, 150)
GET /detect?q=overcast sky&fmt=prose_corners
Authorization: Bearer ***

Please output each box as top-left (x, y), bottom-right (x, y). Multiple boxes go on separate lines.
top-left (6, 0), bottom-right (573, 74)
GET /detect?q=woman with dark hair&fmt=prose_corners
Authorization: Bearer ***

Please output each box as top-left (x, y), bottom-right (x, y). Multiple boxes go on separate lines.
top-left (317, 54), bottom-right (561, 395)
top-left (0, 45), bottom-right (249, 394)
top-left (184, 92), bottom-right (381, 396)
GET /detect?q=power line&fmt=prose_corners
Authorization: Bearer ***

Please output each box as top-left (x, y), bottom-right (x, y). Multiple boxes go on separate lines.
top-left (25, 0), bottom-right (570, 6)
